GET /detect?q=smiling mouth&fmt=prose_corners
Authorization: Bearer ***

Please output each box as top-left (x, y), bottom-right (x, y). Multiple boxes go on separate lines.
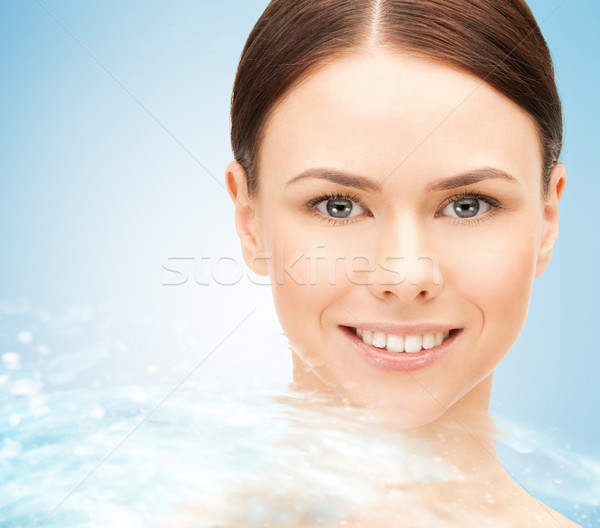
top-left (346, 326), bottom-right (460, 354)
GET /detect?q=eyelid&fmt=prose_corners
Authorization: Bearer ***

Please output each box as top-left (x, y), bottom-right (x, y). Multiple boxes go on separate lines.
top-left (436, 190), bottom-right (502, 220)
top-left (305, 190), bottom-right (501, 225)
top-left (305, 192), bottom-right (372, 224)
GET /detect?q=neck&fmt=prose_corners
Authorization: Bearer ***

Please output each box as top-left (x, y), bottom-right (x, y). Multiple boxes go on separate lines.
top-left (292, 359), bottom-right (505, 481)
top-left (410, 374), bottom-right (505, 480)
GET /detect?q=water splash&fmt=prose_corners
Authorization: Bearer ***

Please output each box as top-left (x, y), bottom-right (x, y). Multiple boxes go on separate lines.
top-left (0, 300), bottom-right (597, 527)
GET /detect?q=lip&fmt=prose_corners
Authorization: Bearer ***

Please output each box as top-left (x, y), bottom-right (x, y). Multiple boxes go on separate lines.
top-left (340, 325), bottom-right (461, 372)
top-left (348, 322), bottom-right (454, 335)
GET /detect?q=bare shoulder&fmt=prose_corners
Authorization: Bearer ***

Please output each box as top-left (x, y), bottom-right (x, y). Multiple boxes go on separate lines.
top-left (531, 503), bottom-right (582, 528)
top-left (499, 479), bottom-right (582, 528)
top-left (364, 479), bottom-right (584, 528)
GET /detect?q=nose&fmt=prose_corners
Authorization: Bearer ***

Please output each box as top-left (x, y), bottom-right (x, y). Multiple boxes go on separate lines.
top-left (367, 217), bottom-right (443, 304)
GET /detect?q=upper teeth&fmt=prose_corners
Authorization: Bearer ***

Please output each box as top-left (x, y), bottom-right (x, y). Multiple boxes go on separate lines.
top-left (356, 328), bottom-right (450, 354)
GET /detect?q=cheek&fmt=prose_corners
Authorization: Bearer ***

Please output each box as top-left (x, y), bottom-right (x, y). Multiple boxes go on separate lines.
top-left (265, 224), bottom-right (346, 342)
top-left (264, 223), bottom-right (378, 362)
top-left (443, 214), bottom-right (538, 292)
top-left (441, 220), bottom-right (539, 363)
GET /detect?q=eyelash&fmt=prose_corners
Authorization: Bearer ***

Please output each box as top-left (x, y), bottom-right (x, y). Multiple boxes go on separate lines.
top-left (305, 190), bottom-right (502, 225)
top-left (305, 192), bottom-right (371, 225)
top-left (436, 190), bottom-right (502, 225)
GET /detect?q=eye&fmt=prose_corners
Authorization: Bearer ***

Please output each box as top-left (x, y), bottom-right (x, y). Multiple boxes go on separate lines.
top-left (316, 197), bottom-right (366, 219)
top-left (441, 197), bottom-right (491, 219)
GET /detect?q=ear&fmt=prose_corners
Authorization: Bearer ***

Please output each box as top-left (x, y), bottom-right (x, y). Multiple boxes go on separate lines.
top-left (225, 161), bottom-right (269, 276)
top-left (535, 162), bottom-right (566, 278)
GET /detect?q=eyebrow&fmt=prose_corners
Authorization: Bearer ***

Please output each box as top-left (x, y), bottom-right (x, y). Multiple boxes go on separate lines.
top-left (285, 168), bottom-right (381, 192)
top-left (424, 167), bottom-right (519, 192)
top-left (285, 166), bottom-right (518, 192)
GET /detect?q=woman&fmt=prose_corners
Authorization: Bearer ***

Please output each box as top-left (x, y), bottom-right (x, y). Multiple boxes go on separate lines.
top-left (222, 0), bottom-right (577, 525)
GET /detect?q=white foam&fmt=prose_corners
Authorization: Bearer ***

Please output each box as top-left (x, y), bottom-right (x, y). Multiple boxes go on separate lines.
top-left (2, 352), bottom-right (20, 370)
top-left (0, 439), bottom-right (22, 459)
top-left (10, 378), bottom-right (43, 396)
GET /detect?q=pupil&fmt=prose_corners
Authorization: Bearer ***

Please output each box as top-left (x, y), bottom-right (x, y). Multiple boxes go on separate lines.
top-left (327, 199), bottom-right (352, 218)
top-left (454, 198), bottom-right (479, 218)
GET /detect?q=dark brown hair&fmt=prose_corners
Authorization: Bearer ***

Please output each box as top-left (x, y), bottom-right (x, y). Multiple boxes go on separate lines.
top-left (231, 0), bottom-right (562, 197)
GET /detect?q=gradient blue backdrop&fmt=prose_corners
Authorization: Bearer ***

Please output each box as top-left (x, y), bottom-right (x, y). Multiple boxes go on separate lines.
top-left (0, 0), bottom-right (598, 463)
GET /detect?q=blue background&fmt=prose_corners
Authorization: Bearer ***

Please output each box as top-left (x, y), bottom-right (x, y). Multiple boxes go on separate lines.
top-left (0, 0), bottom-right (598, 476)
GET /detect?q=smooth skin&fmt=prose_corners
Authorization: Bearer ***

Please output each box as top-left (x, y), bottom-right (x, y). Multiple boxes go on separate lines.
top-left (226, 50), bottom-right (575, 526)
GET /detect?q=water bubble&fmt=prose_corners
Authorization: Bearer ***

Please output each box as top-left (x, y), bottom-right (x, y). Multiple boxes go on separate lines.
top-left (2, 352), bottom-right (20, 370)
top-left (16, 331), bottom-right (33, 344)
top-left (147, 364), bottom-right (160, 374)
top-left (130, 387), bottom-right (147, 403)
top-left (90, 406), bottom-right (106, 420)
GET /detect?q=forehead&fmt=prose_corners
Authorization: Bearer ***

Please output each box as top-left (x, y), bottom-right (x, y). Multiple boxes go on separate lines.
top-left (259, 50), bottom-right (542, 191)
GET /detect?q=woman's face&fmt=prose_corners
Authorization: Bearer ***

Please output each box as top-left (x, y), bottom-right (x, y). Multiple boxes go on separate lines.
top-left (228, 50), bottom-right (563, 428)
